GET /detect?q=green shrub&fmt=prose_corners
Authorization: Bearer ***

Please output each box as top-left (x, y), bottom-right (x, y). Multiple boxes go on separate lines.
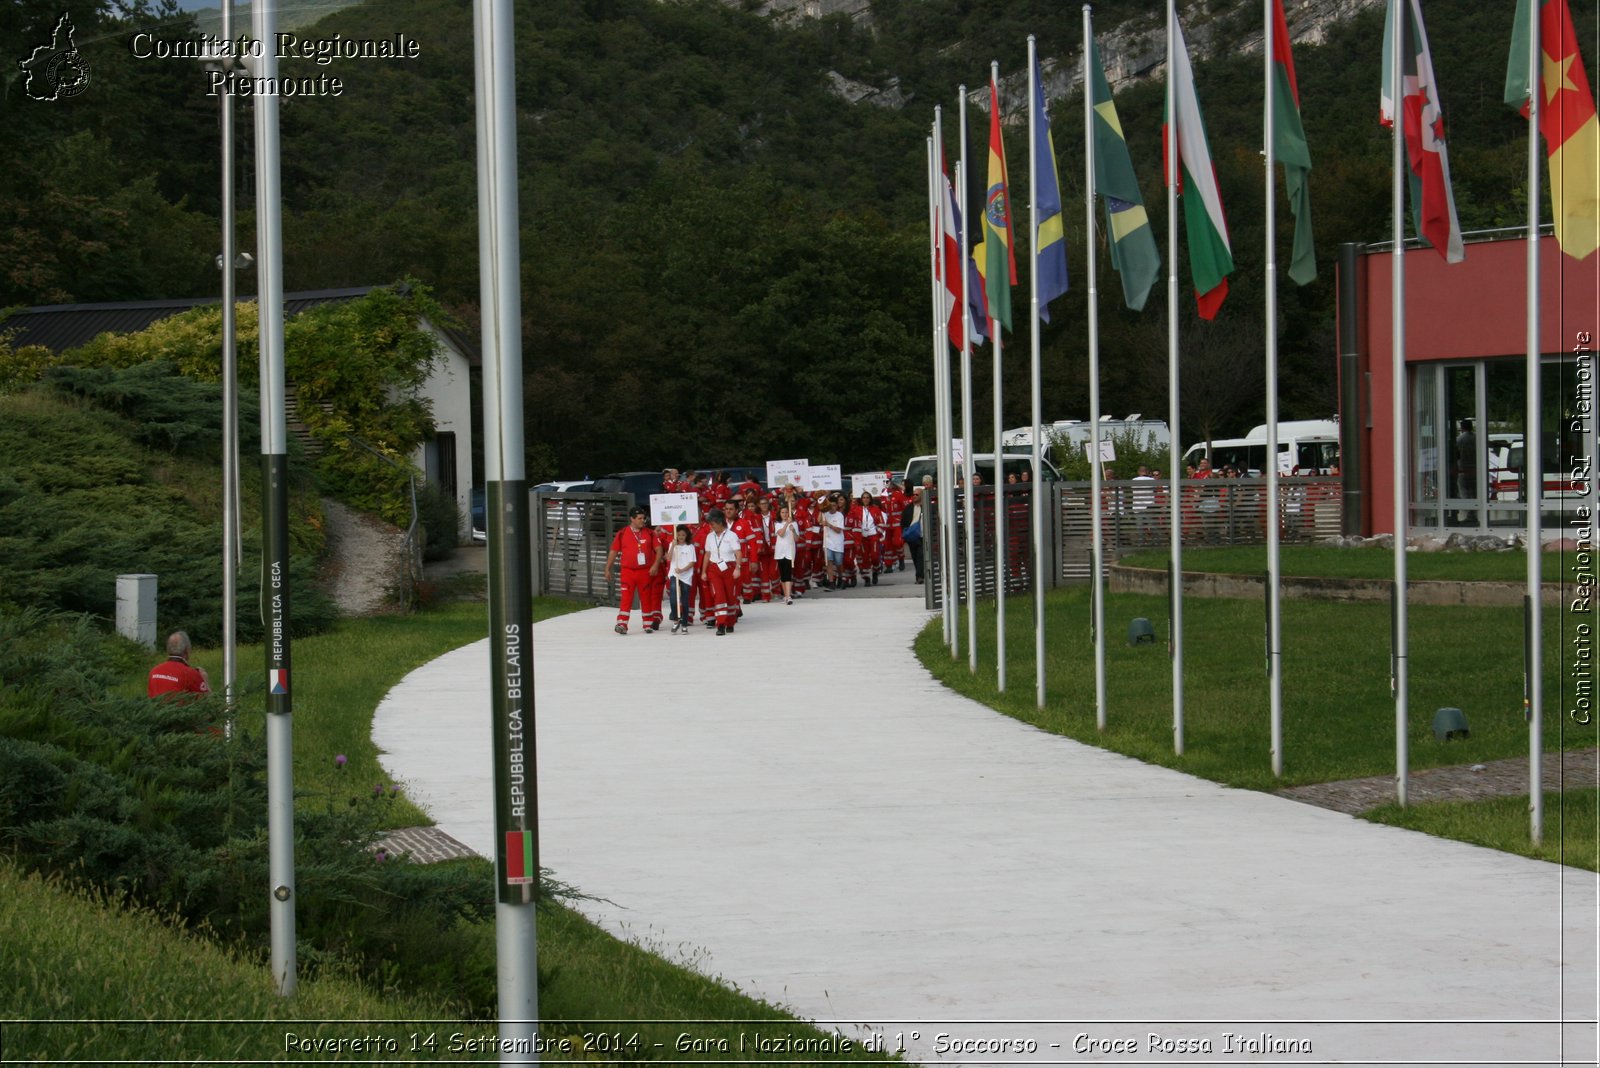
top-left (0, 606), bottom-right (503, 1014)
top-left (416, 481), bottom-right (462, 561)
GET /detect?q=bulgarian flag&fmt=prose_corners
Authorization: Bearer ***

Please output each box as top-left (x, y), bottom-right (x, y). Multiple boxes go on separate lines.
top-left (1270, 0), bottom-right (1317, 285)
top-left (1505, 0), bottom-right (1600, 261)
top-left (972, 75), bottom-right (1017, 334)
top-left (1380, 0), bottom-right (1465, 263)
top-left (1164, 10), bottom-right (1234, 320)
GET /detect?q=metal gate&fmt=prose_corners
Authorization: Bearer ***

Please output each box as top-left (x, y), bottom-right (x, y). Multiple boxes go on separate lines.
top-left (531, 491), bottom-right (631, 603)
top-left (927, 479), bottom-right (1343, 607)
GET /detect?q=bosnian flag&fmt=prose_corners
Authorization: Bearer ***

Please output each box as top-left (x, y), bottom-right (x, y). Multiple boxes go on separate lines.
top-left (1164, 9), bottom-right (1235, 319)
top-left (269, 669), bottom-right (288, 695)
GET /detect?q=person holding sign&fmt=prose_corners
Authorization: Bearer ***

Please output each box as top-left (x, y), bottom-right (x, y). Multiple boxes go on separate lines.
top-left (700, 508), bottom-right (743, 635)
top-left (605, 507), bottom-right (660, 635)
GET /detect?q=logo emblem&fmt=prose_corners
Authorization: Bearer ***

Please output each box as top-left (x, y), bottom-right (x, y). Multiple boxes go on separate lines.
top-left (18, 13), bottom-right (91, 102)
top-left (985, 187), bottom-right (1009, 230)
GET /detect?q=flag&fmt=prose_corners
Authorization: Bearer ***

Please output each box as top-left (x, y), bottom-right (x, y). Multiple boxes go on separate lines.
top-left (1164, 12), bottom-right (1234, 319)
top-left (960, 183), bottom-right (991, 345)
top-left (504, 829), bottom-right (535, 885)
top-left (1089, 35), bottom-right (1161, 312)
top-left (269, 669), bottom-right (288, 695)
top-left (1270, 0), bottom-right (1317, 284)
top-left (939, 146), bottom-right (967, 348)
top-left (1031, 51), bottom-right (1069, 321)
top-left (1505, 0), bottom-right (1600, 260)
top-left (973, 76), bottom-right (1017, 333)
top-left (1380, 0), bottom-right (1465, 263)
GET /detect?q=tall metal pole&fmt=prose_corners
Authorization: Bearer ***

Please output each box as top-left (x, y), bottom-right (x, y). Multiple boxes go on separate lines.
top-left (219, 0), bottom-right (238, 741)
top-left (473, 0), bottom-right (540, 1053)
top-left (1264, 0), bottom-right (1285, 778)
top-left (1166, 0), bottom-right (1185, 755)
top-left (959, 92), bottom-right (980, 675)
top-left (1027, 36), bottom-right (1048, 711)
top-left (1522, 0), bottom-right (1543, 845)
top-left (1389, 0), bottom-right (1410, 808)
top-left (251, 0), bottom-right (295, 997)
top-left (1084, 7), bottom-right (1108, 732)
top-left (932, 116), bottom-right (958, 655)
top-left (992, 60), bottom-right (1007, 696)
top-left (930, 137), bottom-right (949, 645)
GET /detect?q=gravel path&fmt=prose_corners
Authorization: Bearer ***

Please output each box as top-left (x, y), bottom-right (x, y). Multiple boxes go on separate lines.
top-left (319, 498), bottom-right (410, 616)
top-left (1276, 747), bottom-right (1600, 814)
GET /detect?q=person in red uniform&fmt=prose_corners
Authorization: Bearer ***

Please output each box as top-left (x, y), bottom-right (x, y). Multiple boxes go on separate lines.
top-left (605, 507), bottom-right (657, 634)
top-left (147, 631), bottom-right (211, 700)
top-left (731, 498), bottom-right (763, 603)
top-left (881, 479), bottom-right (907, 573)
top-left (700, 508), bottom-right (743, 635)
top-left (645, 518), bottom-right (673, 630)
top-left (755, 497), bottom-right (779, 601)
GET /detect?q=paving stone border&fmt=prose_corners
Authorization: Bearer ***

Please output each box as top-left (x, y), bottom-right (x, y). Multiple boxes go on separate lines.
top-left (374, 825), bottom-right (479, 863)
top-left (1276, 747), bottom-right (1600, 815)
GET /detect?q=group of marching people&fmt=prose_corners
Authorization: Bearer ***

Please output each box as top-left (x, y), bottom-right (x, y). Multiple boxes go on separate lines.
top-left (603, 469), bottom-right (919, 636)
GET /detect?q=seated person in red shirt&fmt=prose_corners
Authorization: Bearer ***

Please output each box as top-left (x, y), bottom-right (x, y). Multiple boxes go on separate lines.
top-left (147, 631), bottom-right (211, 700)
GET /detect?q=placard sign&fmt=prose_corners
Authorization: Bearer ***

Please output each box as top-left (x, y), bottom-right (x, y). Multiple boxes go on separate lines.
top-left (1084, 438), bottom-right (1116, 463)
top-left (650, 493), bottom-right (699, 527)
top-left (850, 472), bottom-right (888, 497)
top-left (952, 438), bottom-right (966, 465)
top-left (806, 464), bottom-right (842, 491)
top-left (766, 458), bottom-right (809, 488)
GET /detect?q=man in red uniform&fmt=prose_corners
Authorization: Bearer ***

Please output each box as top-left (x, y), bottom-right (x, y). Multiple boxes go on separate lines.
top-left (604, 507), bottom-right (657, 634)
top-left (881, 478), bottom-right (907, 572)
top-left (731, 499), bottom-right (764, 603)
top-left (700, 508), bottom-right (743, 635)
top-left (644, 518), bottom-right (673, 630)
top-left (147, 631), bottom-right (211, 700)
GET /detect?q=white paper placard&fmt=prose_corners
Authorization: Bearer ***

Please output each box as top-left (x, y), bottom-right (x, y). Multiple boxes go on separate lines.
top-left (649, 493), bottom-right (699, 527)
top-left (1083, 438), bottom-right (1116, 463)
top-left (766, 458), bottom-right (809, 488)
top-left (850, 472), bottom-right (888, 497)
top-left (806, 464), bottom-right (842, 491)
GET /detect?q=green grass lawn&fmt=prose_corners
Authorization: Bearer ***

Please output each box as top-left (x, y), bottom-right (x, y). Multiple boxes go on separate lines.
top-left (1364, 790), bottom-right (1600, 871)
top-left (4, 860), bottom-right (893, 1063)
top-left (179, 599), bottom-right (578, 829)
top-left (1119, 544), bottom-right (1573, 583)
top-left (920, 587), bottom-right (1592, 791)
top-left (50, 595), bottom-right (895, 1061)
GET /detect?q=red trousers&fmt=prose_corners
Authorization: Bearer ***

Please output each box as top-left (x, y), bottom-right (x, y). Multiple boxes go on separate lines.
top-left (616, 567), bottom-right (653, 629)
top-left (702, 565), bottom-right (739, 626)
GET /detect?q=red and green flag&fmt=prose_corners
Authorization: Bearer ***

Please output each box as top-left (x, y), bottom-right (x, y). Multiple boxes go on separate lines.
top-left (504, 828), bottom-right (535, 885)
top-left (1164, 11), bottom-right (1234, 320)
top-left (1505, 0), bottom-right (1600, 260)
top-left (1271, 0), bottom-right (1316, 284)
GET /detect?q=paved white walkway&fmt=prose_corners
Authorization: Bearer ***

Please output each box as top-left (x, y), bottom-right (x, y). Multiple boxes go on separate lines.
top-left (374, 596), bottom-right (1597, 1066)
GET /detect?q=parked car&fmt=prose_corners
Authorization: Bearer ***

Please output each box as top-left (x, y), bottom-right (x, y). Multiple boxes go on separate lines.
top-left (590, 471), bottom-right (666, 507)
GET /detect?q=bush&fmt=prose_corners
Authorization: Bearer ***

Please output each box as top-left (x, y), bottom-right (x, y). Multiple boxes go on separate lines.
top-left (0, 606), bottom-right (502, 1014)
top-left (416, 481), bottom-right (462, 561)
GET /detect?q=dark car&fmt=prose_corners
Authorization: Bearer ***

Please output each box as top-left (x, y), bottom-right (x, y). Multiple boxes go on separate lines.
top-left (592, 471), bottom-right (670, 507)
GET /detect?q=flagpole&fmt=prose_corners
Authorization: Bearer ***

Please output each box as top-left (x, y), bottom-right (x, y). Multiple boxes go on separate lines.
top-left (1522, 0), bottom-right (1543, 845)
top-left (1389, 0), bottom-right (1409, 807)
top-left (1027, 36), bottom-right (1047, 710)
top-left (928, 133), bottom-right (952, 650)
top-left (936, 107), bottom-right (960, 659)
top-left (1080, 13), bottom-right (1108, 730)
top-left (992, 60), bottom-right (1008, 696)
top-left (959, 93), bottom-right (980, 675)
top-left (1264, 0), bottom-right (1284, 778)
top-left (1166, 0), bottom-right (1185, 755)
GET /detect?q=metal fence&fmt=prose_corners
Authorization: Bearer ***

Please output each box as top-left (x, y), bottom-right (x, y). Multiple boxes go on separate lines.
top-left (927, 478), bottom-right (1342, 607)
top-left (531, 491), bottom-right (631, 603)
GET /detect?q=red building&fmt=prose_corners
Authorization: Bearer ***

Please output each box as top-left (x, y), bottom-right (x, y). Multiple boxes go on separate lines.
top-left (1337, 233), bottom-right (1598, 537)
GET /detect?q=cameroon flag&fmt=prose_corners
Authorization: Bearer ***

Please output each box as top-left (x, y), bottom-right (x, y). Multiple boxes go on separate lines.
top-left (1506, 0), bottom-right (1600, 260)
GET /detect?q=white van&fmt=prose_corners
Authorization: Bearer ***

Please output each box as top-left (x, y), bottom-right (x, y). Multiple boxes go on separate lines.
top-left (1182, 419), bottom-right (1340, 475)
top-left (1002, 416), bottom-right (1171, 468)
top-left (902, 451), bottom-right (1061, 489)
